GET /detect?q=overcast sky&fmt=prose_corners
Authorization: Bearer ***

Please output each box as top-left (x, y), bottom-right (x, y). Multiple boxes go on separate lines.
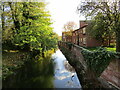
top-left (46, 0), bottom-right (85, 36)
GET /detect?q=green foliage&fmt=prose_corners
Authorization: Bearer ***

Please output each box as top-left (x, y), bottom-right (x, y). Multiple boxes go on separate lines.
top-left (2, 2), bottom-right (14, 42)
top-left (105, 47), bottom-right (116, 52)
top-left (78, 1), bottom-right (120, 52)
top-left (66, 42), bottom-right (73, 49)
top-left (12, 2), bottom-right (57, 51)
top-left (81, 47), bottom-right (120, 77)
top-left (3, 50), bottom-right (55, 88)
top-left (86, 13), bottom-right (115, 43)
top-left (2, 2), bottom-right (58, 52)
top-left (2, 51), bottom-right (29, 79)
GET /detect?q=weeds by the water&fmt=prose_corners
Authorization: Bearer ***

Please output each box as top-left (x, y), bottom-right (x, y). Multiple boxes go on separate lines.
top-left (2, 51), bottom-right (29, 80)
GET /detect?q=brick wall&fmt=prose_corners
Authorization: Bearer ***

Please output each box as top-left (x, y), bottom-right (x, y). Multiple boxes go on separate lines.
top-left (58, 41), bottom-right (120, 89)
top-left (62, 21), bottom-right (115, 47)
top-left (100, 59), bottom-right (120, 89)
top-left (86, 36), bottom-right (103, 47)
top-left (80, 21), bottom-right (88, 28)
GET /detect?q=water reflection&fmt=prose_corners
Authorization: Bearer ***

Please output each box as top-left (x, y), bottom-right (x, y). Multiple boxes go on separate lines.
top-left (64, 61), bottom-right (75, 72)
top-left (52, 50), bottom-right (81, 88)
top-left (3, 54), bottom-right (55, 88)
top-left (3, 49), bottom-right (81, 88)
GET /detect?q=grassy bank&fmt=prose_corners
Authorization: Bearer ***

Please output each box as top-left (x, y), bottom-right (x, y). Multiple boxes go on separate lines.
top-left (2, 47), bottom-right (57, 80)
top-left (86, 47), bottom-right (116, 52)
top-left (2, 49), bottom-right (56, 88)
top-left (2, 50), bottom-right (30, 80)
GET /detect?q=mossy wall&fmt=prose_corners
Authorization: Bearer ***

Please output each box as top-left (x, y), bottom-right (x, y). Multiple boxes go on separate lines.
top-left (58, 41), bottom-right (120, 89)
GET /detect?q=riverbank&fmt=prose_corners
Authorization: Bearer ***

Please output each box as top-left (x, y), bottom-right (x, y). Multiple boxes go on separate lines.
top-left (2, 49), bottom-right (56, 88)
top-left (2, 50), bottom-right (30, 80)
top-left (2, 48), bottom-right (56, 80)
top-left (58, 41), bottom-right (120, 89)
top-left (59, 47), bottom-right (103, 88)
top-left (2, 49), bottom-right (82, 88)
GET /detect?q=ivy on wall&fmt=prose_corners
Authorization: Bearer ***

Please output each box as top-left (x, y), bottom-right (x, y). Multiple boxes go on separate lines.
top-left (81, 47), bottom-right (120, 77)
top-left (59, 42), bottom-right (120, 77)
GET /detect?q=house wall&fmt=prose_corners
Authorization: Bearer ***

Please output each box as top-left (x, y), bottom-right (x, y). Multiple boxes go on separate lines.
top-left (62, 21), bottom-right (115, 47)
top-left (72, 31), bottom-right (77, 44)
top-left (78, 28), bottom-right (87, 47)
top-left (80, 21), bottom-right (88, 28)
top-left (62, 32), bottom-right (72, 42)
top-left (86, 36), bottom-right (102, 47)
top-left (75, 27), bottom-right (102, 47)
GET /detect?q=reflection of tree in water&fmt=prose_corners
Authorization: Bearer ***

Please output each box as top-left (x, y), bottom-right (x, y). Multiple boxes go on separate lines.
top-left (64, 61), bottom-right (75, 72)
top-left (3, 53), bottom-right (55, 88)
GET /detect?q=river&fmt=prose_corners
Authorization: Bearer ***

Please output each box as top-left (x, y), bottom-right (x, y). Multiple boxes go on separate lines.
top-left (3, 49), bottom-right (82, 88)
top-left (52, 50), bottom-right (81, 88)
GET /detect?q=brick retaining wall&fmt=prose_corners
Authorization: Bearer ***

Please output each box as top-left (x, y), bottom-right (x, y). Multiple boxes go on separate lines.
top-left (58, 41), bottom-right (120, 89)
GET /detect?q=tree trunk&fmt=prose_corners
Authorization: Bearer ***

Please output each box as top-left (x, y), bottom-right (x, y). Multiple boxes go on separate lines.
top-left (42, 48), bottom-right (45, 58)
top-left (41, 44), bottom-right (45, 58)
top-left (116, 31), bottom-right (120, 52)
top-left (8, 2), bottom-right (20, 33)
top-left (1, 3), bottom-right (5, 31)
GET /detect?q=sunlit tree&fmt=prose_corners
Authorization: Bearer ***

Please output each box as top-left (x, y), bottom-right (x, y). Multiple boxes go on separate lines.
top-left (2, 2), bottom-right (58, 53)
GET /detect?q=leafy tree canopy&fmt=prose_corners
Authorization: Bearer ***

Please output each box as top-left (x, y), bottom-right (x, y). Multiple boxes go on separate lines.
top-left (2, 2), bottom-right (59, 52)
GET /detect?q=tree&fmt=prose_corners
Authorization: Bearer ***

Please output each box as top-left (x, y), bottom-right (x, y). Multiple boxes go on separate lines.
top-left (78, 1), bottom-right (120, 52)
top-left (2, 2), bottom-right (58, 53)
top-left (1, 2), bottom-right (15, 44)
top-left (1, 2), bottom-right (5, 31)
top-left (86, 13), bottom-right (115, 46)
top-left (63, 21), bottom-right (77, 36)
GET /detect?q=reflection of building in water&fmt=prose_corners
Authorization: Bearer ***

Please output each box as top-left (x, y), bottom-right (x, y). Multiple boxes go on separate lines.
top-left (64, 61), bottom-right (75, 72)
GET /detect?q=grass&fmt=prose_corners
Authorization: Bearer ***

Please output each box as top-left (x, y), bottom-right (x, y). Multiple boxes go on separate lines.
top-left (86, 47), bottom-right (116, 52)
top-left (105, 47), bottom-right (116, 52)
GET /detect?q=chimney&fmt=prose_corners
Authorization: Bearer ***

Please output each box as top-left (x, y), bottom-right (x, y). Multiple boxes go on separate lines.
top-left (79, 21), bottom-right (88, 28)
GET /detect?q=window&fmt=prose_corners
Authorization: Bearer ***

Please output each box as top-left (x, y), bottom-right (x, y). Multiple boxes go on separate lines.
top-left (83, 37), bottom-right (86, 44)
top-left (80, 38), bottom-right (83, 42)
top-left (83, 28), bottom-right (86, 34)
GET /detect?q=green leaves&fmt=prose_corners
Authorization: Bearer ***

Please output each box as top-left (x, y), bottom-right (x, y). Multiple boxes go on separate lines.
top-left (81, 47), bottom-right (119, 77)
top-left (2, 2), bottom-right (58, 52)
top-left (86, 13), bottom-right (115, 43)
top-left (8, 2), bottom-right (59, 51)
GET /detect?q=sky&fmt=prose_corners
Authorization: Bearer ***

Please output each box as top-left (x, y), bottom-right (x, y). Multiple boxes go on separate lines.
top-left (46, 0), bottom-right (86, 36)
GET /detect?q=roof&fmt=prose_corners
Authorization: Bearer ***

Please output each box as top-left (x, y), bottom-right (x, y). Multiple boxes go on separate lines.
top-left (72, 24), bottom-right (88, 33)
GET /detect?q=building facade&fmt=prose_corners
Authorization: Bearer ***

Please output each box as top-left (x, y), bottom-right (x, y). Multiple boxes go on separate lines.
top-left (62, 21), bottom-right (115, 47)
top-left (62, 32), bottom-right (72, 42)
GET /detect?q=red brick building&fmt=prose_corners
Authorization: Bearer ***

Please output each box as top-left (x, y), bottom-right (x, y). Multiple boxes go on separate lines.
top-left (72, 21), bottom-right (103, 47)
top-left (62, 32), bottom-right (72, 42)
top-left (62, 20), bottom-right (115, 47)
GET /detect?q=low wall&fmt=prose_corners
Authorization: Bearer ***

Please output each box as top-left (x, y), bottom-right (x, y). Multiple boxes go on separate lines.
top-left (100, 59), bottom-right (120, 89)
top-left (58, 41), bottom-right (120, 89)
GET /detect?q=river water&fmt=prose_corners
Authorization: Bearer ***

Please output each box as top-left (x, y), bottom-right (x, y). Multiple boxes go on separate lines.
top-left (52, 50), bottom-right (81, 88)
top-left (3, 49), bottom-right (81, 88)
